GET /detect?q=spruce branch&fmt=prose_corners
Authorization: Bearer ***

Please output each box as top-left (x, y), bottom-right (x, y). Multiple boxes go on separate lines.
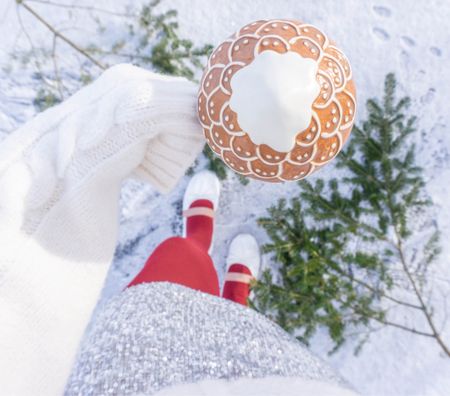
top-left (252, 73), bottom-right (450, 356)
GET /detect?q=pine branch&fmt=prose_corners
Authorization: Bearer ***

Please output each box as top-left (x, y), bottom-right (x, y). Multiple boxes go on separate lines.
top-left (252, 74), bottom-right (448, 355)
top-left (375, 82), bottom-right (450, 356)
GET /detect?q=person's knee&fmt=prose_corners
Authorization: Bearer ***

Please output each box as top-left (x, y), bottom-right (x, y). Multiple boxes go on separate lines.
top-left (163, 236), bottom-right (184, 243)
top-left (158, 236), bottom-right (187, 249)
top-left (157, 236), bottom-right (209, 257)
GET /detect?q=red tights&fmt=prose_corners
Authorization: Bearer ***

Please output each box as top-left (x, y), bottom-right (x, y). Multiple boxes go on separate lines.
top-left (127, 200), bottom-right (250, 306)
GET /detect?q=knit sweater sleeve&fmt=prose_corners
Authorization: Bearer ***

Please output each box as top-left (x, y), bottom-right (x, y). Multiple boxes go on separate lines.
top-left (0, 64), bottom-right (204, 395)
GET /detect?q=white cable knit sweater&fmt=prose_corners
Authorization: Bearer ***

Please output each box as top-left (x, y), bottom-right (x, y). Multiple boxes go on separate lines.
top-left (0, 64), bottom-right (204, 395)
top-left (0, 64), bottom-right (358, 396)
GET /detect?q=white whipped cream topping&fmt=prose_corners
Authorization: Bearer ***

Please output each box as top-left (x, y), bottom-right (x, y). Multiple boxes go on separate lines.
top-left (229, 50), bottom-right (320, 152)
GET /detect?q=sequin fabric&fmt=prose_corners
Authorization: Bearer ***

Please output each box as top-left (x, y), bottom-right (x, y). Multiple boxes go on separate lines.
top-left (66, 282), bottom-right (345, 395)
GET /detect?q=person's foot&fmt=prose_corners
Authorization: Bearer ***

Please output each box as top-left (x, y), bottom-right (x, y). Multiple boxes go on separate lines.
top-left (222, 234), bottom-right (261, 306)
top-left (182, 170), bottom-right (220, 253)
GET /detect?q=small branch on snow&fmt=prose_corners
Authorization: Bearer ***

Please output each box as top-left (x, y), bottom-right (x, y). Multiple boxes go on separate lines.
top-left (25, 0), bottom-right (137, 18)
top-left (17, 0), bottom-right (106, 70)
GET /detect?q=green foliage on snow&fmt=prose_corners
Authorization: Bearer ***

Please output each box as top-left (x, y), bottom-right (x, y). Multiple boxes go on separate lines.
top-left (251, 74), bottom-right (441, 353)
top-left (17, 0), bottom-right (232, 180)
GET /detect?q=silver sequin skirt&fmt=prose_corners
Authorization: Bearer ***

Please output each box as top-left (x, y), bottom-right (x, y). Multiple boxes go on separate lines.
top-left (66, 282), bottom-right (346, 395)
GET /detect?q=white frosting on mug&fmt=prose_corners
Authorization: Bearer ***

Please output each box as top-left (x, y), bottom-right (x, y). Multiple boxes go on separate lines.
top-left (229, 50), bottom-right (320, 152)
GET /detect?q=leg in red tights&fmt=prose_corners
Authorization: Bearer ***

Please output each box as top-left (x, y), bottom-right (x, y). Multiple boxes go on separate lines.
top-left (222, 264), bottom-right (254, 306)
top-left (221, 234), bottom-right (260, 307)
top-left (127, 199), bottom-right (220, 296)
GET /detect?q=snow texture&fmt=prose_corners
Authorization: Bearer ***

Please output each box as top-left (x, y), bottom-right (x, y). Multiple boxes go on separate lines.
top-left (1, 1), bottom-right (449, 395)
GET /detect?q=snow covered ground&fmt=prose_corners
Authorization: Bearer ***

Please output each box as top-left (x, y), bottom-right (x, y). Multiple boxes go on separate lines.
top-left (1, 0), bottom-right (449, 394)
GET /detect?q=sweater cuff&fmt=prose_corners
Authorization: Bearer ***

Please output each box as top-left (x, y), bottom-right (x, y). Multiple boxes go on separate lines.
top-left (133, 130), bottom-right (205, 194)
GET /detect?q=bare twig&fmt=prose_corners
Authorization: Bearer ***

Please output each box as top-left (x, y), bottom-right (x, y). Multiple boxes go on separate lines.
top-left (338, 297), bottom-right (434, 338)
top-left (326, 250), bottom-right (424, 310)
top-left (17, 0), bottom-right (106, 69)
top-left (341, 270), bottom-right (423, 310)
top-left (394, 229), bottom-right (450, 356)
top-left (26, 0), bottom-right (137, 18)
top-left (15, 3), bottom-right (50, 83)
top-left (371, 314), bottom-right (434, 338)
top-left (51, 34), bottom-right (64, 99)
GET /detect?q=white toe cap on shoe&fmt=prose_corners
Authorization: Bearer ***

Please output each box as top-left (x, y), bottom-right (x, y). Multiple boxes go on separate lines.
top-left (183, 170), bottom-right (221, 210)
top-left (226, 234), bottom-right (261, 278)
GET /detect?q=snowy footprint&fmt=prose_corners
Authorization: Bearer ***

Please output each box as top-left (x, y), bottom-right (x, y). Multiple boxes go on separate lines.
top-left (372, 27), bottom-right (390, 41)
